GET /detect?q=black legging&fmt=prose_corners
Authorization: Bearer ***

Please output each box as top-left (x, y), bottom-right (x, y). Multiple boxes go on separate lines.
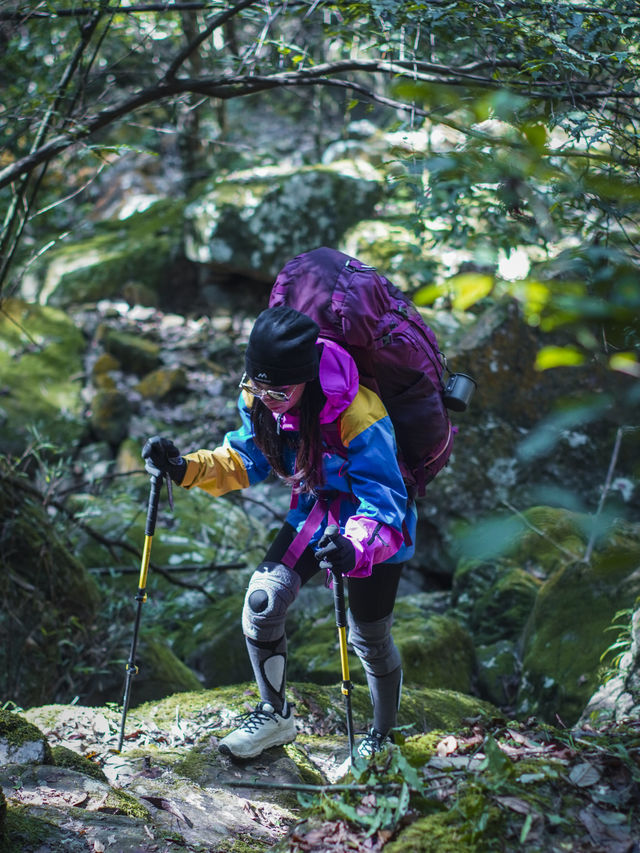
top-left (263, 522), bottom-right (403, 622)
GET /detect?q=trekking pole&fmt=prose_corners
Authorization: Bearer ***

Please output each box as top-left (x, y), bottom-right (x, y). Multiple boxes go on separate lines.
top-left (323, 524), bottom-right (356, 760)
top-left (117, 472), bottom-right (166, 752)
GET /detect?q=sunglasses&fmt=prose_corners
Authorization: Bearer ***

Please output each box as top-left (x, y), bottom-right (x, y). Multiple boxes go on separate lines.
top-left (239, 373), bottom-right (295, 402)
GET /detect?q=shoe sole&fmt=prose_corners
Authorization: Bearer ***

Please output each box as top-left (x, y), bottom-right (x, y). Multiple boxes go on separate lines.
top-left (218, 732), bottom-right (297, 760)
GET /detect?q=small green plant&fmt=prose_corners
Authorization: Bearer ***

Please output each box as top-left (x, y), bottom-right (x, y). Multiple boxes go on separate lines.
top-left (599, 601), bottom-right (637, 684)
top-left (297, 742), bottom-right (432, 836)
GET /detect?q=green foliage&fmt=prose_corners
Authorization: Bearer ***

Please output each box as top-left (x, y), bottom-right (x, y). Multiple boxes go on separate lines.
top-left (599, 599), bottom-right (639, 683)
top-left (1, 0), bottom-right (639, 385)
top-left (297, 742), bottom-right (429, 836)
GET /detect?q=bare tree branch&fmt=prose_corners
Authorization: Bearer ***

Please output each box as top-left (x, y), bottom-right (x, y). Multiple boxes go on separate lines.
top-left (164, 0), bottom-right (259, 80)
top-left (1, 50), bottom-right (637, 194)
top-left (2, 0), bottom-right (639, 21)
top-left (0, 6), bottom-right (110, 289)
top-left (0, 2), bottom-right (215, 20)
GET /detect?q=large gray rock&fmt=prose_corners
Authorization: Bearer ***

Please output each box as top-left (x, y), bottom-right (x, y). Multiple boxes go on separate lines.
top-left (408, 296), bottom-right (640, 579)
top-left (0, 709), bottom-right (52, 766)
top-left (184, 163), bottom-right (383, 280)
top-left (23, 198), bottom-right (198, 311)
top-left (580, 605), bottom-right (640, 726)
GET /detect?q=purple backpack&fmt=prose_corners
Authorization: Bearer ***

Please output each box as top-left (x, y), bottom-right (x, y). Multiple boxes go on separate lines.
top-left (269, 247), bottom-right (454, 496)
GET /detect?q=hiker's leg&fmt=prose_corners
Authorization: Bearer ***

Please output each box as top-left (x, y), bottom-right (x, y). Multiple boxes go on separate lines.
top-left (243, 524), bottom-right (320, 712)
top-left (347, 562), bottom-right (404, 735)
top-left (218, 526), bottom-right (320, 759)
top-left (242, 562), bottom-right (299, 712)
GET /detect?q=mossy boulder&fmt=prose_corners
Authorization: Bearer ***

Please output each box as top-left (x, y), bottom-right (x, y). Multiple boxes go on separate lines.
top-left (452, 560), bottom-right (541, 646)
top-left (50, 745), bottom-right (108, 783)
top-left (184, 164), bottom-right (383, 280)
top-left (0, 298), bottom-right (86, 455)
top-left (96, 325), bottom-right (162, 375)
top-left (287, 590), bottom-right (477, 693)
top-left (124, 636), bottom-right (202, 706)
top-left (286, 587), bottom-right (348, 686)
top-left (517, 520), bottom-right (640, 725)
top-left (28, 198), bottom-right (198, 311)
top-left (508, 505), bottom-right (589, 576)
top-left (81, 633), bottom-right (202, 708)
top-left (135, 366), bottom-right (188, 400)
top-left (397, 687), bottom-right (498, 733)
top-left (0, 472), bottom-right (101, 708)
top-left (395, 612), bottom-right (476, 693)
top-left (475, 639), bottom-right (520, 707)
top-left (0, 710), bottom-right (52, 766)
top-left (384, 795), bottom-right (504, 853)
top-left (90, 350), bottom-right (120, 394)
top-left (89, 388), bottom-right (131, 445)
top-left (446, 298), bottom-right (600, 430)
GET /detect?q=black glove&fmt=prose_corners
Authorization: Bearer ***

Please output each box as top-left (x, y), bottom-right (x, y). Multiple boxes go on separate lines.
top-left (315, 525), bottom-right (356, 576)
top-left (141, 436), bottom-right (187, 484)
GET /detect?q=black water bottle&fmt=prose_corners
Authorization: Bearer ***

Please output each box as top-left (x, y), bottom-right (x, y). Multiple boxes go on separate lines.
top-left (443, 373), bottom-right (477, 412)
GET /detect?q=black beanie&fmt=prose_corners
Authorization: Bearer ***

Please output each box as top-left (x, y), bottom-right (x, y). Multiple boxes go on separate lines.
top-left (245, 306), bottom-right (320, 385)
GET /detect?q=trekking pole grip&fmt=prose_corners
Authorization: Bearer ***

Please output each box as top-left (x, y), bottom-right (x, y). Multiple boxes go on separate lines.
top-left (324, 524), bottom-right (347, 625)
top-left (145, 474), bottom-right (162, 537)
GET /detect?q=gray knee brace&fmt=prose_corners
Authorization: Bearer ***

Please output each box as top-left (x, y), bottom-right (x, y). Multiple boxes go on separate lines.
top-left (242, 562), bottom-right (301, 643)
top-left (347, 611), bottom-right (402, 677)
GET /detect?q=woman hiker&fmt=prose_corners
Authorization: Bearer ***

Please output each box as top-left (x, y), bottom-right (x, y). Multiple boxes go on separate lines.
top-left (142, 304), bottom-right (417, 760)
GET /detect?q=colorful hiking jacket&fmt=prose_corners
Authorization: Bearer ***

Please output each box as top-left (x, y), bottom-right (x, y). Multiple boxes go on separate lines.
top-left (181, 339), bottom-right (417, 576)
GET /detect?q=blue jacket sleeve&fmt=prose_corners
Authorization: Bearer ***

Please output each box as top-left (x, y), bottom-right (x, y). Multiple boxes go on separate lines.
top-left (222, 392), bottom-right (273, 485)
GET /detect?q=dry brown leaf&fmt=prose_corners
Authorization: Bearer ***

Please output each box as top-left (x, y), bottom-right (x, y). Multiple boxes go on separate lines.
top-left (436, 735), bottom-right (457, 756)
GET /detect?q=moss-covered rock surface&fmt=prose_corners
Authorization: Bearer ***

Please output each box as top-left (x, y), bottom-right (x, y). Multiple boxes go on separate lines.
top-left (2, 688), bottom-right (636, 852)
top-left (0, 298), bottom-right (87, 455)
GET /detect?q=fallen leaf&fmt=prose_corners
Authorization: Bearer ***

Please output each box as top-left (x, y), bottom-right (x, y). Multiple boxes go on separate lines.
top-left (569, 763), bottom-right (601, 787)
top-left (579, 805), bottom-right (633, 848)
top-left (505, 729), bottom-right (540, 749)
top-left (140, 795), bottom-right (193, 827)
top-left (436, 736), bottom-right (457, 757)
top-left (495, 795), bottom-right (535, 815)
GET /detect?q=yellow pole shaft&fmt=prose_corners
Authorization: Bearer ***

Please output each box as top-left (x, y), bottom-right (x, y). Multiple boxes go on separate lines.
top-left (338, 625), bottom-right (350, 692)
top-left (138, 534), bottom-right (153, 593)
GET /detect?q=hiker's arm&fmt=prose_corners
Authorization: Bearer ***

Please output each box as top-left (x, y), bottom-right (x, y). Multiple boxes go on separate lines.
top-left (339, 392), bottom-right (408, 576)
top-left (343, 516), bottom-right (405, 577)
top-left (182, 393), bottom-right (271, 495)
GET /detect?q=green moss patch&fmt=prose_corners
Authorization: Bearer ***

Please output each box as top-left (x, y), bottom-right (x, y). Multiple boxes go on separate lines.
top-left (0, 298), bottom-right (86, 455)
top-left (51, 745), bottom-right (108, 782)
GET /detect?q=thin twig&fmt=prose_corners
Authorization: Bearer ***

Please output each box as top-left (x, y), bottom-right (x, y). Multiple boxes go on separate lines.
top-left (2, 470), bottom-right (237, 599)
top-left (225, 770), bottom-right (464, 793)
top-left (501, 500), bottom-right (582, 561)
top-left (583, 426), bottom-right (624, 563)
top-left (89, 561), bottom-right (245, 574)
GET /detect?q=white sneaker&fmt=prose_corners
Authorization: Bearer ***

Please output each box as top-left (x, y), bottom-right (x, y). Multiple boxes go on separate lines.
top-left (218, 701), bottom-right (296, 759)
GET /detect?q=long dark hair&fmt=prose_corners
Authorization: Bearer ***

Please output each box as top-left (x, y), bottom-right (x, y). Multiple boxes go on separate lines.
top-left (250, 378), bottom-right (326, 494)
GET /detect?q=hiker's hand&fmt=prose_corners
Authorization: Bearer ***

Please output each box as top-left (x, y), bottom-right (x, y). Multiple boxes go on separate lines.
top-left (142, 436), bottom-right (187, 484)
top-left (315, 527), bottom-right (356, 576)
